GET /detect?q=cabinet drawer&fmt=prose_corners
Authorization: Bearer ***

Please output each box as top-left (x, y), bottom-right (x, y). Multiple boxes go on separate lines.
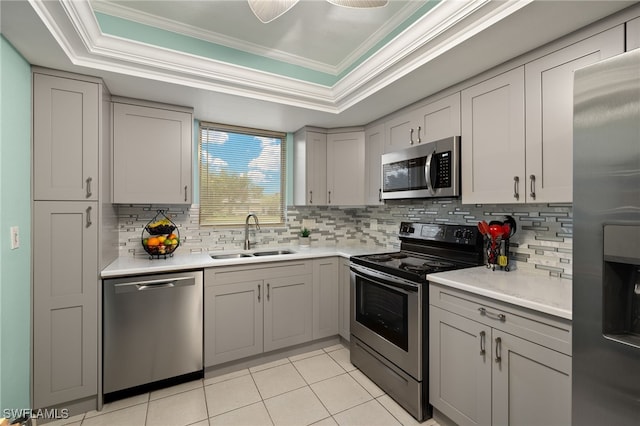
top-left (205, 260), bottom-right (313, 286)
top-left (429, 283), bottom-right (571, 356)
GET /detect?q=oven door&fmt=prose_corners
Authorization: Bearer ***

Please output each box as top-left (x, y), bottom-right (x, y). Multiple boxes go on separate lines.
top-left (350, 264), bottom-right (422, 380)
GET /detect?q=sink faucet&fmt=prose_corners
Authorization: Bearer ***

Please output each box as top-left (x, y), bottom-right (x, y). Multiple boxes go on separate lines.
top-left (244, 214), bottom-right (260, 250)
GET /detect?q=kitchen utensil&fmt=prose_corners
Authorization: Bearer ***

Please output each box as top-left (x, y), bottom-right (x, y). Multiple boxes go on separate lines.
top-left (478, 221), bottom-right (490, 235)
top-left (502, 215), bottom-right (517, 238)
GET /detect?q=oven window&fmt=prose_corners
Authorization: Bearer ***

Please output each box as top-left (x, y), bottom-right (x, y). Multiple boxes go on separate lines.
top-left (383, 158), bottom-right (428, 192)
top-left (355, 276), bottom-right (409, 351)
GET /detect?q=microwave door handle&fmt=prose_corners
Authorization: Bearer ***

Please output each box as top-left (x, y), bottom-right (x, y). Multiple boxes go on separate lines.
top-left (425, 150), bottom-right (436, 195)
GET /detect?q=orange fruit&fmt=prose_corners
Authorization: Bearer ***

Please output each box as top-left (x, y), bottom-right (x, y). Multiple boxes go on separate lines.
top-left (157, 236), bottom-right (167, 244)
top-left (168, 233), bottom-right (177, 240)
top-left (147, 237), bottom-right (160, 247)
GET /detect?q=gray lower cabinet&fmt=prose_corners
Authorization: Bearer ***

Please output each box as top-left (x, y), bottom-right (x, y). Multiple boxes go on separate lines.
top-left (264, 274), bottom-right (313, 352)
top-left (33, 201), bottom-right (98, 408)
top-left (312, 257), bottom-right (339, 340)
top-left (204, 261), bottom-right (313, 367)
top-left (204, 281), bottom-right (263, 366)
top-left (338, 258), bottom-right (351, 341)
top-left (429, 283), bottom-right (571, 426)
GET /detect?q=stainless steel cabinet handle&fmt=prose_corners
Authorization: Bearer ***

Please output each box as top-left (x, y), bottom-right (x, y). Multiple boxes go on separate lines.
top-left (495, 337), bottom-right (502, 363)
top-left (478, 307), bottom-right (506, 322)
top-left (184, 185), bottom-right (188, 202)
top-left (378, 188), bottom-right (382, 202)
top-left (480, 330), bottom-right (486, 355)
top-left (417, 126), bottom-right (422, 144)
top-left (529, 174), bottom-right (536, 200)
top-left (86, 177), bottom-right (92, 198)
top-left (86, 206), bottom-right (92, 227)
top-left (328, 191), bottom-right (332, 204)
top-left (409, 128), bottom-right (414, 145)
top-left (258, 284), bottom-right (261, 301)
top-left (267, 283), bottom-right (270, 301)
top-left (513, 176), bottom-right (520, 200)
top-left (309, 190), bottom-right (313, 204)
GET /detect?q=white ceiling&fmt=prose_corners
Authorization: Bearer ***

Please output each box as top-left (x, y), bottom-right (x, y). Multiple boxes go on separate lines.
top-left (1, 0), bottom-right (637, 132)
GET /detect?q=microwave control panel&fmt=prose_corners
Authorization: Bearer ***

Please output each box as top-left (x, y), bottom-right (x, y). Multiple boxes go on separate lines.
top-left (433, 151), bottom-right (451, 188)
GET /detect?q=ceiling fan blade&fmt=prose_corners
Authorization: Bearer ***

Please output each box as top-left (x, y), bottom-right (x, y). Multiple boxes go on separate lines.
top-left (248, 0), bottom-right (300, 23)
top-left (326, 0), bottom-right (388, 8)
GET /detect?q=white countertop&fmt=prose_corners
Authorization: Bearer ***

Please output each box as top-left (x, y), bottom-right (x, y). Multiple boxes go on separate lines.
top-left (427, 266), bottom-right (572, 320)
top-left (101, 244), bottom-right (390, 278)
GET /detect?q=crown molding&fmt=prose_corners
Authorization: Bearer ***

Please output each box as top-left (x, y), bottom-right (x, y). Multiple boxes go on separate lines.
top-left (28, 0), bottom-right (532, 114)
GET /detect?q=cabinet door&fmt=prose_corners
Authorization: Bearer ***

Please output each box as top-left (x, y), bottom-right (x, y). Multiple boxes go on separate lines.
top-left (364, 124), bottom-right (385, 205)
top-left (33, 74), bottom-right (99, 201)
top-left (338, 258), bottom-right (351, 341)
top-left (525, 26), bottom-right (624, 202)
top-left (429, 306), bottom-right (492, 426)
top-left (204, 281), bottom-right (263, 366)
top-left (264, 274), bottom-right (313, 352)
top-left (627, 17), bottom-right (640, 51)
top-left (415, 92), bottom-right (461, 144)
top-left (326, 131), bottom-right (365, 205)
top-left (294, 131), bottom-right (327, 205)
top-left (461, 67), bottom-right (526, 204)
top-left (492, 330), bottom-right (571, 426)
top-left (33, 201), bottom-right (98, 408)
top-left (312, 258), bottom-right (339, 340)
top-left (113, 102), bottom-right (192, 204)
top-left (385, 111), bottom-right (416, 153)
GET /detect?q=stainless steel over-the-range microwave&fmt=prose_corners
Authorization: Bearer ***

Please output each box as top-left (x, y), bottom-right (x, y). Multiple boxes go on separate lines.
top-left (381, 136), bottom-right (460, 200)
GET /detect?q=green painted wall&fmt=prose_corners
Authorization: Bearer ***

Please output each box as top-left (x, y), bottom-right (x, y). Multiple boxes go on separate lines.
top-left (0, 35), bottom-right (32, 413)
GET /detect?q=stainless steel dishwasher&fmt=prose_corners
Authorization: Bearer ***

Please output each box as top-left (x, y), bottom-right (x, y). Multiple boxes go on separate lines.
top-left (103, 270), bottom-right (203, 398)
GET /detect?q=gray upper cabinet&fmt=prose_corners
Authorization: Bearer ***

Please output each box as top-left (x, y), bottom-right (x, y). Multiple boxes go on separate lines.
top-left (364, 123), bottom-right (385, 205)
top-left (326, 131), bottom-right (365, 206)
top-left (293, 129), bottom-right (327, 206)
top-left (461, 66), bottom-right (526, 204)
top-left (414, 92), bottom-right (461, 144)
top-left (627, 16), bottom-right (640, 51)
top-left (463, 26), bottom-right (624, 204)
top-left (112, 100), bottom-right (193, 204)
top-left (524, 25), bottom-right (624, 203)
top-left (33, 201), bottom-right (98, 408)
top-left (33, 73), bottom-right (99, 201)
top-left (385, 93), bottom-right (461, 153)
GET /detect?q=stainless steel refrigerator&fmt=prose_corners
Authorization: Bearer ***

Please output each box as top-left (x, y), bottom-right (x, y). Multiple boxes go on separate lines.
top-left (573, 48), bottom-right (640, 425)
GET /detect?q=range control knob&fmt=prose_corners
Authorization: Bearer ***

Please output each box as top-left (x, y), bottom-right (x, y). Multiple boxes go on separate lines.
top-left (464, 230), bottom-right (475, 240)
top-left (454, 229), bottom-right (464, 239)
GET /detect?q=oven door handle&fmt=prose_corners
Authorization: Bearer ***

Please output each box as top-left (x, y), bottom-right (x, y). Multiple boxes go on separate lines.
top-left (351, 265), bottom-right (420, 294)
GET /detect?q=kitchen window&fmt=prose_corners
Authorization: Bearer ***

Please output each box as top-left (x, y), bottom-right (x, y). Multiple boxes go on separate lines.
top-left (199, 122), bottom-right (286, 227)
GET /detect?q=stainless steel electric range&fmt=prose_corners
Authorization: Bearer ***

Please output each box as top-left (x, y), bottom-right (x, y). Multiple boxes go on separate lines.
top-left (349, 222), bottom-right (484, 421)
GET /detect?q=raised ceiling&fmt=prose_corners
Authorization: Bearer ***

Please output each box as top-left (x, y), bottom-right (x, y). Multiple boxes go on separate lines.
top-left (1, 0), bottom-right (637, 131)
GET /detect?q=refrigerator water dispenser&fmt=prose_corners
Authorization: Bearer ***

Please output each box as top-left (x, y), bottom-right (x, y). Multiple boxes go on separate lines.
top-left (602, 225), bottom-right (640, 348)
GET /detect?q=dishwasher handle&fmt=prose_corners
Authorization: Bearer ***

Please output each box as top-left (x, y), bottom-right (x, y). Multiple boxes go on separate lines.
top-left (113, 276), bottom-right (195, 293)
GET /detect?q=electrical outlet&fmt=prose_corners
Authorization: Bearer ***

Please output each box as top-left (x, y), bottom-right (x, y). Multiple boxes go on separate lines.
top-left (10, 226), bottom-right (19, 249)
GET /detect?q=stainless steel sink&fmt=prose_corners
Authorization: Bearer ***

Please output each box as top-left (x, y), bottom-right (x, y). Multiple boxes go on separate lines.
top-left (211, 253), bottom-right (254, 260)
top-left (252, 250), bottom-right (295, 256)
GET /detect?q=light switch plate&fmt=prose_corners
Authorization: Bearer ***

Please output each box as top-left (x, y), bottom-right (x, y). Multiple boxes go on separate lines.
top-left (10, 226), bottom-right (19, 249)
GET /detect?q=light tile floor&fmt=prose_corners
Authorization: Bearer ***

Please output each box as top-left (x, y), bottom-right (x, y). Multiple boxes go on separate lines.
top-left (46, 343), bottom-right (439, 426)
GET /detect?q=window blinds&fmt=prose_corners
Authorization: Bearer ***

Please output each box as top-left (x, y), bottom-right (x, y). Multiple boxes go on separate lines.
top-left (199, 122), bottom-right (286, 226)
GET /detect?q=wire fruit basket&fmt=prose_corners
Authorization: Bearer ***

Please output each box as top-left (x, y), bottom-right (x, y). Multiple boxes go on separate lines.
top-left (141, 210), bottom-right (180, 259)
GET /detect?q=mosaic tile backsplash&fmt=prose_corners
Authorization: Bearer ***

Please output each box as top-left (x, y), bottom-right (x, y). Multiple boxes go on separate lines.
top-left (117, 199), bottom-right (573, 279)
